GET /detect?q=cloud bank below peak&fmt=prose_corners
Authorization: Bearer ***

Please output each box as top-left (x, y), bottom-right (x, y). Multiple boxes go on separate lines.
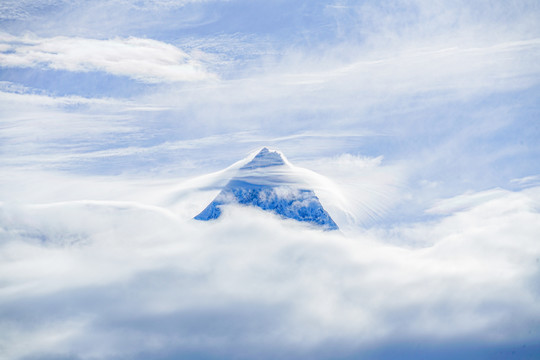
top-left (0, 184), bottom-right (539, 359)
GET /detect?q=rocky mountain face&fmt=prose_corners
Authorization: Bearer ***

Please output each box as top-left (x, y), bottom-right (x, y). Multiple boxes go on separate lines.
top-left (194, 148), bottom-right (338, 230)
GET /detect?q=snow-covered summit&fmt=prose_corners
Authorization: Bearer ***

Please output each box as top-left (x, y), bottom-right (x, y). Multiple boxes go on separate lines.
top-left (240, 147), bottom-right (285, 169)
top-left (194, 147), bottom-right (339, 230)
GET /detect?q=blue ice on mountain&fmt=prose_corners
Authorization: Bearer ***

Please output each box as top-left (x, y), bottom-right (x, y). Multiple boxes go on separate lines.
top-left (195, 148), bottom-right (338, 230)
top-left (240, 147), bottom-right (285, 169)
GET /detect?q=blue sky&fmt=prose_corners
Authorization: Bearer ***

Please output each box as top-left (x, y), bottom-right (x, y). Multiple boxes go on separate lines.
top-left (1, 1), bottom-right (540, 359)
top-left (1, 1), bottom-right (539, 199)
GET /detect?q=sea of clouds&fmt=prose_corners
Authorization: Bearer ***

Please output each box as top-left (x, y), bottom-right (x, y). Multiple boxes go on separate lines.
top-left (1, 171), bottom-right (539, 359)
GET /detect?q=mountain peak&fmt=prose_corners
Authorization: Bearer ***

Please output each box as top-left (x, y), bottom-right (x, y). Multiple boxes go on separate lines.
top-left (240, 147), bottom-right (285, 170)
top-left (195, 148), bottom-right (339, 230)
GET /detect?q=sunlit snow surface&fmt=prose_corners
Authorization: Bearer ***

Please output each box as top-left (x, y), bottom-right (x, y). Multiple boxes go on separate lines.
top-left (195, 148), bottom-right (339, 230)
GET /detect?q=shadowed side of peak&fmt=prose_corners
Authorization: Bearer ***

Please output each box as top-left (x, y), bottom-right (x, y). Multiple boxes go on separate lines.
top-left (194, 183), bottom-right (339, 230)
top-left (240, 147), bottom-right (285, 170)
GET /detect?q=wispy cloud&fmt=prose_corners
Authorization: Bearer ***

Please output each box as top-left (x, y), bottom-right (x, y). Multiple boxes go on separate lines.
top-left (510, 174), bottom-right (540, 188)
top-left (0, 33), bottom-right (216, 83)
top-left (0, 0), bottom-right (223, 21)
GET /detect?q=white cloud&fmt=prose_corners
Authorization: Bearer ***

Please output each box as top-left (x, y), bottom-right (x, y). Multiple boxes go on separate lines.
top-left (511, 174), bottom-right (540, 188)
top-left (426, 188), bottom-right (509, 215)
top-left (130, 34), bottom-right (540, 141)
top-left (0, 184), bottom-right (539, 359)
top-left (1, 1), bottom-right (539, 181)
top-left (0, 33), bottom-right (216, 83)
top-left (298, 154), bottom-right (404, 228)
top-left (0, 0), bottom-right (223, 21)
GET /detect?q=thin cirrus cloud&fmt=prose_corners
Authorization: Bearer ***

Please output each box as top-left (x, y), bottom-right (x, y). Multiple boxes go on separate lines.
top-left (0, 33), bottom-right (216, 83)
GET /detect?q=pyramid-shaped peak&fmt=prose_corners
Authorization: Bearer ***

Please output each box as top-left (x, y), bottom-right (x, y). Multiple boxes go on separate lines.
top-left (240, 147), bottom-right (286, 170)
top-left (194, 147), bottom-right (338, 230)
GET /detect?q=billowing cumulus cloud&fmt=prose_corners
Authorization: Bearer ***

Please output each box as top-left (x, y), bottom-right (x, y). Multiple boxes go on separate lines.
top-left (1, 183), bottom-right (539, 359)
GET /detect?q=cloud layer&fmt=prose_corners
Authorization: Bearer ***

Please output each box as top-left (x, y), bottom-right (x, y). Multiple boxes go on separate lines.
top-left (0, 33), bottom-right (215, 83)
top-left (1, 184), bottom-right (539, 359)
